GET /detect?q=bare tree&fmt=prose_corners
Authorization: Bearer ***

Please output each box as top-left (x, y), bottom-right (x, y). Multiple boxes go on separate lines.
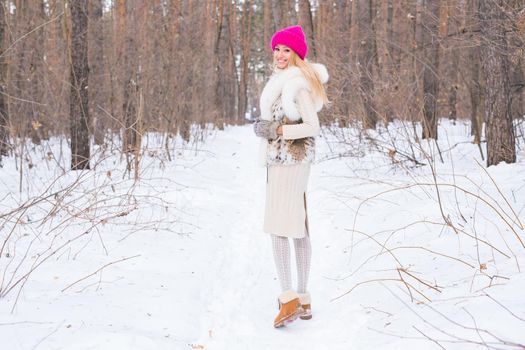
top-left (29, 1), bottom-right (46, 144)
top-left (0, 0), bottom-right (9, 158)
top-left (442, 1), bottom-right (460, 122)
top-left (508, 2), bottom-right (524, 122)
top-left (354, 0), bottom-right (378, 129)
top-left (214, 0), bottom-right (237, 127)
top-left (237, 0), bottom-right (252, 122)
top-left (298, 0), bottom-right (316, 59)
top-left (466, 0), bottom-right (483, 146)
top-left (510, 57), bottom-right (524, 121)
top-left (120, 0), bottom-right (140, 153)
top-left (421, 0), bottom-right (440, 139)
top-left (335, 0), bottom-right (352, 120)
top-left (89, 0), bottom-right (105, 145)
top-left (69, 0), bottom-right (91, 170)
top-left (479, 0), bottom-right (516, 166)
top-left (263, 0), bottom-right (272, 66)
top-left (270, 0), bottom-right (284, 30)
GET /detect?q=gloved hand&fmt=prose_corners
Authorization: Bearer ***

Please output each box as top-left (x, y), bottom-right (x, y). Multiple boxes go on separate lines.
top-left (253, 119), bottom-right (280, 140)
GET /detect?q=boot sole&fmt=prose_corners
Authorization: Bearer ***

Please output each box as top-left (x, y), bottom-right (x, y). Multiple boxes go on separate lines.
top-left (274, 308), bottom-right (304, 328)
top-left (299, 307), bottom-right (312, 320)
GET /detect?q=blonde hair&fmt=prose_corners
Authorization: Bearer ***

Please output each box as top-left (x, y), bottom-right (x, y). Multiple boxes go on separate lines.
top-left (284, 51), bottom-right (329, 105)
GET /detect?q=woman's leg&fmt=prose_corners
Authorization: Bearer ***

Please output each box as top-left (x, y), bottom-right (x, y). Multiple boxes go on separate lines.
top-left (271, 234), bottom-right (292, 292)
top-left (293, 234), bottom-right (312, 319)
top-left (271, 234), bottom-right (304, 327)
top-left (293, 235), bottom-right (311, 294)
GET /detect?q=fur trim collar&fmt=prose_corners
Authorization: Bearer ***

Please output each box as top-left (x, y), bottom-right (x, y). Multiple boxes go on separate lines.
top-left (257, 63), bottom-right (328, 167)
top-left (259, 63), bottom-right (329, 122)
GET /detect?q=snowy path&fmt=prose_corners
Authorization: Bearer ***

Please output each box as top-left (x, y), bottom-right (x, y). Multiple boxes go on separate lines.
top-left (186, 127), bottom-right (363, 349)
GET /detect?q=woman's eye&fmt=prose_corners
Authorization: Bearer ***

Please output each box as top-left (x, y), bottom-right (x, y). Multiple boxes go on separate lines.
top-left (284, 49), bottom-right (290, 52)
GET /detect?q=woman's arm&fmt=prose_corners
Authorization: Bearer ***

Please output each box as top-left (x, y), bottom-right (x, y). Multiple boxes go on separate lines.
top-left (278, 89), bottom-right (320, 140)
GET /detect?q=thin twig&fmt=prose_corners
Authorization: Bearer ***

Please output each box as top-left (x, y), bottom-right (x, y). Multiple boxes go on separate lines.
top-left (61, 255), bottom-right (141, 292)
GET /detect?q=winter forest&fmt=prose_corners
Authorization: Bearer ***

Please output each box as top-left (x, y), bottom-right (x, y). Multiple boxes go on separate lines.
top-left (1, 0), bottom-right (525, 349)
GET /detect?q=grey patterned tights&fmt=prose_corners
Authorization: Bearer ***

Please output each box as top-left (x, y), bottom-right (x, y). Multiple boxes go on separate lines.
top-left (271, 234), bottom-right (311, 293)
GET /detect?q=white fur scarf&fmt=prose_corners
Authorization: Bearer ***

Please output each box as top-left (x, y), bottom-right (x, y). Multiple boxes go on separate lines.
top-left (259, 63), bottom-right (329, 122)
top-left (257, 63), bottom-right (329, 166)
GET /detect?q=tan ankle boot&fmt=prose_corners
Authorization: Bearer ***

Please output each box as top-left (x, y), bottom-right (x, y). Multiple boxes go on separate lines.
top-left (298, 292), bottom-right (312, 320)
top-left (274, 290), bottom-right (303, 328)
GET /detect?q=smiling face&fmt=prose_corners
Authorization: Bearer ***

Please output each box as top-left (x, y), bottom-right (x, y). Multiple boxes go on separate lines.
top-left (273, 44), bottom-right (292, 69)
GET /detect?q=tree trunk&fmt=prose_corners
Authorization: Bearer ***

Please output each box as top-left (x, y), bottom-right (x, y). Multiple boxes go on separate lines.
top-left (271, 0), bottom-right (283, 30)
top-left (0, 0), bottom-right (9, 158)
top-left (509, 6), bottom-right (524, 121)
top-left (479, 0), bottom-right (516, 166)
top-left (27, 1), bottom-right (46, 145)
top-left (237, 0), bottom-right (252, 121)
top-left (214, 0), bottom-right (237, 127)
top-left (355, 0), bottom-right (377, 129)
top-left (510, 62), bottom-right (524, 120)
top-left (447, 62), bottom-right (459, 122)
top-left (89, 0), bottom-right (105, 145)
top-left (467, 0), bottom-right (483, 143)
top-left (421, 0), bottom-right (440, 139)
top-left (335, 0), bottom-right (351, 121)
top-left (386, 0), bottom-right (395, 64)
top-left (69, 0), bottom-right (91, 170)
top-left (444, 1), bottom-right (459, 122)
top-left (407, 0), bottom-right (419, 123)
top-left (316, 0), bottom-right (330, 59)
top-left (121, 0), bottom-right (142, 152)
top-left (263, 0), bottom-right (272, 66)
top-left (298, 0), bottom-right (316, 59)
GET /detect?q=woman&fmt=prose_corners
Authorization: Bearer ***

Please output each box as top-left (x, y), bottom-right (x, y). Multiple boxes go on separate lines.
top-left (253, 25), bottom-right (329, 328)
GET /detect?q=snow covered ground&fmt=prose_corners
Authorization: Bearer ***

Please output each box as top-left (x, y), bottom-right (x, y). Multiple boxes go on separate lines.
top-left (1, 121), bottom-right (525, 349)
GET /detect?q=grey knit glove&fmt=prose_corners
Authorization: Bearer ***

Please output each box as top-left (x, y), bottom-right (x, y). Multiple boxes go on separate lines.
top-left (253, 119), bottom-right (280, 140)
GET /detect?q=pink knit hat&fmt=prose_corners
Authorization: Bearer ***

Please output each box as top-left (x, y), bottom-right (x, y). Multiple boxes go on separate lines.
top-left (271, 25), bottom-right (308, 60)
